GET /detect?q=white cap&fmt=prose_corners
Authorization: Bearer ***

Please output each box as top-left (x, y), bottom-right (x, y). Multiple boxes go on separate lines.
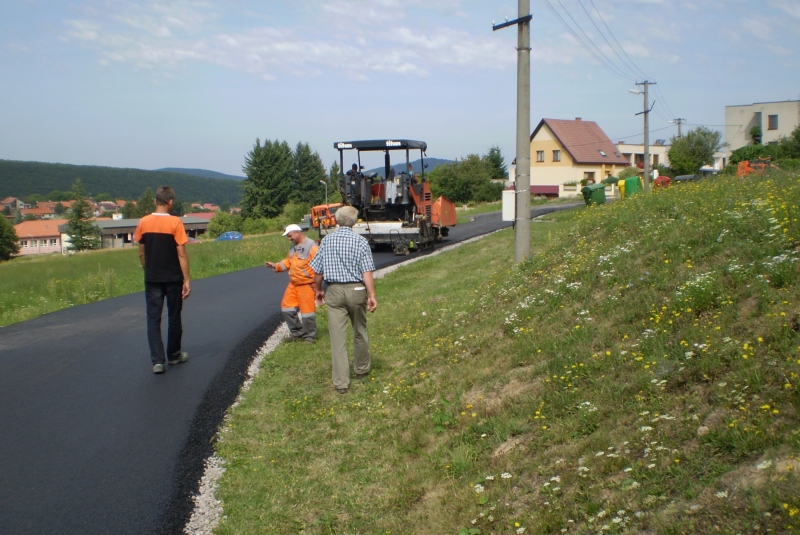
top-left (282, 224), bottom-right (303, 236)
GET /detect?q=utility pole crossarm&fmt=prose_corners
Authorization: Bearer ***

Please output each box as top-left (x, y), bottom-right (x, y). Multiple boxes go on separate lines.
top-left (492, 14), bottom-right (532, 31)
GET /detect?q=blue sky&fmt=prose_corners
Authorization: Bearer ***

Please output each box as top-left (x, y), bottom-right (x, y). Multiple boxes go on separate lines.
top-left (1, 0), bottom-right (798, 176)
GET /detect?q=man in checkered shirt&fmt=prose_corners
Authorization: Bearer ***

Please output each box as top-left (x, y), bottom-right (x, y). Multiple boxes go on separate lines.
top-left (310, 206), bottom-right (377, 394)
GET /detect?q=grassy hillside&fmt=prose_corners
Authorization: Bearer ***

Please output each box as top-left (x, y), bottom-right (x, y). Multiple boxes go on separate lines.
top-left (0, 159), bottom-right (243, 205)
top-left (213, 171), bottom-right (800, 534)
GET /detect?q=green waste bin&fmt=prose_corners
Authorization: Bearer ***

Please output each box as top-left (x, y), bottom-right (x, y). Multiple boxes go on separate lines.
top-left (624, 176), bottom-right (643, 197)
top-left (581, 183), bottom-right (606, 206)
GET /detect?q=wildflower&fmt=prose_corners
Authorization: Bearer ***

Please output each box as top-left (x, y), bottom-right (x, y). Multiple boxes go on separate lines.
top-left (501, 472), bottom-right (512, 479)
top-left (715, 490), bottom-right (728, 498)
top-left (485, 475), bottom-right (494, 481)
top-left (756, 460), bottom-right (772, 470)
top-left (516, 528), bottom-right (526, 534)
top-left (473, 483), bottom-right (485, 494)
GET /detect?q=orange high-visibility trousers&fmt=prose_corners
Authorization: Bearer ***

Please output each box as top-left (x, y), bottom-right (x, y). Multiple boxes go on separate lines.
top-left (281, 283), bottom-right (316, 314)
top-left (281, 283), bottom-right (317, 341)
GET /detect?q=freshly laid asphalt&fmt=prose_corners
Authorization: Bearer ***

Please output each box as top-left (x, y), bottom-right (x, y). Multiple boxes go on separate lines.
top-left (0, 203), bottom-right (579, 535)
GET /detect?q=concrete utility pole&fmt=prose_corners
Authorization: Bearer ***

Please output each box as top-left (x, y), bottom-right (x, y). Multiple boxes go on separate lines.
top-left (634, 80), bottom-right (656, 192)
top-left (494, 0), bottom-right (532, 263)
top-left (672, 118), bottom-right (685, 138)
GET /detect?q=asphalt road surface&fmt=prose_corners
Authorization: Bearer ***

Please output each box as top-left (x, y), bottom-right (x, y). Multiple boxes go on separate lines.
top-left (0, 203), bottom-right (579, 534)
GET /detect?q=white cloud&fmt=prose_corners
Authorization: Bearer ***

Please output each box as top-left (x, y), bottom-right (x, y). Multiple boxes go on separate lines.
top-left (60, 0), bottom-right (515, 80)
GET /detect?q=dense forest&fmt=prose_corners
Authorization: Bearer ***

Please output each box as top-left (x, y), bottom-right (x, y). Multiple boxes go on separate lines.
top-left (0, 160), bottom-right (243, 205)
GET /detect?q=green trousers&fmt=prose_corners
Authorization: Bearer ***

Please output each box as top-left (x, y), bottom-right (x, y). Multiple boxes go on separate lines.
top-left (325, 283), bottom-right (370, 389)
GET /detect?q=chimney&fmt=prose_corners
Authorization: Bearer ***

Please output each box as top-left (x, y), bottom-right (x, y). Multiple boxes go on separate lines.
top-left (575, 117), bottom-right (582, 121)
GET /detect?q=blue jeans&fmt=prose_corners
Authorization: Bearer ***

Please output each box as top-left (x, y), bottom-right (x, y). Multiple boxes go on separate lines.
top-left (145, 281), bottom-right (183, 365)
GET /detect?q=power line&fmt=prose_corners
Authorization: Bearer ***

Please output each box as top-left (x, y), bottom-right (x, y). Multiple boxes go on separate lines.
top-left (587, 0), bottom-right (651, 80)
top-left (577, 0), bottom-right (639, 80)
top-left (542, 0), bottom-right (633, 83)
top-left (555, 0), bottom-right (635, 81)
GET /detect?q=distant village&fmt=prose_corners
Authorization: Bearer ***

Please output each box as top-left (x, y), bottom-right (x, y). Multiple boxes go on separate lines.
top-left (1, 197), bottom-right (239, 256)
top-left (4, 98), bottom-right (795, 257)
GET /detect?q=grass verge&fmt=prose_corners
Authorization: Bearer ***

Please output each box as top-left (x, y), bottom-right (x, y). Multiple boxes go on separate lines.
top-left (0, 234), bottom-right (287, 326)
top-left (214, 171), bottom-right (800, 534)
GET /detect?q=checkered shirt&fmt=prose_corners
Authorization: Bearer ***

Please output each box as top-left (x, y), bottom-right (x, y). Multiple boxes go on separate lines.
top-left (308, 226), bottom-right (375, 283)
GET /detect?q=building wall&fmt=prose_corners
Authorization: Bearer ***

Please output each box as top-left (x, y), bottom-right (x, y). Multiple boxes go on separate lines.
top-left (725, 100), bottom-right (800, 152)
top-left (615, 143), bottom-right (670, 169)
top-left (17, 236), bottom-right (62, 256)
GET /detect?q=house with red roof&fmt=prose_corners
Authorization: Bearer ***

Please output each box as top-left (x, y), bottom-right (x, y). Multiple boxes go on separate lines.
top-left (523, 118), bottom-right (631, 197)
top-left (14, 219), bottom-right (68, 255)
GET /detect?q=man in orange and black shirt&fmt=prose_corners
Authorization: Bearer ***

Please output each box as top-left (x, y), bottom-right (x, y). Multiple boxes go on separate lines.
top-left (133, 186), bottom-right (191, 374)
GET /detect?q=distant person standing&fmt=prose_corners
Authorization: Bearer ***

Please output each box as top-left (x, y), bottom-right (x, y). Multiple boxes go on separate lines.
top-left (265, 224), bottom-right (319, 344)
top-left (309, 206), bottom-right (377, 394)
top-left (133, 186), bottom-right (191, 374)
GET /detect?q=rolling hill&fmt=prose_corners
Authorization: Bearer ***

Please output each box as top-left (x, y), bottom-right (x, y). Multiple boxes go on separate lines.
top-left (0, 160), bottom-right (243, 205)
top-left (155, 168), bottom-right (245, 181)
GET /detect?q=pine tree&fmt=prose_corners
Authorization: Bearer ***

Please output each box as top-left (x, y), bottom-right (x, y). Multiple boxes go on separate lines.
top-left (484, 146), bottom-right (508, 180)
top-left (65, 179), bottom-right (101, 252)
top-left (0, 215), bottom-right (20, 261)
top-left (291, 142), bottom-right (327, 205)
top-left (241, 139), bottom-right (294, 219)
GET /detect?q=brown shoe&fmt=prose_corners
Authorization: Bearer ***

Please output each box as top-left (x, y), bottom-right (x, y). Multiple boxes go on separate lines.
top-left (355, 372), bottom-right (369, 380)
top-left (336, 388), bottom-right (348, 394)
top-left (283, 335), bottom-right (301, 343)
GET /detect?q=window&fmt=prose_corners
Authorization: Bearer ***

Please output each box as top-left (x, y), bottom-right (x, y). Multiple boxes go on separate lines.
top-left (584, 172), bottom-right (595, 181)
top-left (30, 239), bottom-right (37, 247)
top-left (553, 150), bottom-right (561, 162)
top-left (598, 149), bottom-right (607, 157)
top-left (50, 239), bottom-right (58, 246)
top-left (653, 154), bottom-right (659, 166)
top-left (20, 240), bottom-right (27, 248)
top-left (768, 115), bottom-right (778, 130)
top-left (536, 150), bottom-right (544, 162)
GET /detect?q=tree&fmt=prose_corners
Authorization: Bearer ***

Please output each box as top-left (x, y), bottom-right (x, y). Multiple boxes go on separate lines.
top-left (121, 200), bottom-right (137, 219)
top-left (54, 202), bottom-right (66, 216)
top-left (241, 138), bottom-right (294, 219)
top-left (428, 154), bottom-right (494, 204)
top-left (485, 146), bottom-right (508, 180)
top-left (2, 205), bottom-right (10, 216)
top-left (290, 142), bottom-right (327, 205)
top-left (208, 211), bottom-right (235, 238)
top-left (169, 196), bottom-right (185, 216)
top-left (0, 216), bottom-right (20, 261)
top-left (667, 127), bottom-right (723, 176)
top-left (94, 193), bottom-right (112, 202)
top-left (65, 179), bottom-right (100, 252)
top-left (135, 188), bottom-right (156, 217)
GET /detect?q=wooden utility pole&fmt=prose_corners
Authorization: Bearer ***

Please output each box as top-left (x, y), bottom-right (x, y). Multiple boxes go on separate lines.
top-left (494, 0), bottom-right (532, 262)
top-left (672, 118), bottom-right (685, 138)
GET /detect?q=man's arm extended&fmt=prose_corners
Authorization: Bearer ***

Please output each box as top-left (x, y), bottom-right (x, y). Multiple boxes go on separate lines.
top-left (177, 244), bottom-right (191, 299)
top-left (363, 271), bottom-right (377, 313)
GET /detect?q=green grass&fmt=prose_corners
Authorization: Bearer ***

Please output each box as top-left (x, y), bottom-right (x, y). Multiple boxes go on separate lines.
top-left (0, 234), bottom-right (288, 326)
top-left (214, 171), bottom-right (800, 534)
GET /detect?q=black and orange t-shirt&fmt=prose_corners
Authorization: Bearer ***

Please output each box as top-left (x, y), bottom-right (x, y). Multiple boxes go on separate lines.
top-left (133, 213), bottom-right (188, 283)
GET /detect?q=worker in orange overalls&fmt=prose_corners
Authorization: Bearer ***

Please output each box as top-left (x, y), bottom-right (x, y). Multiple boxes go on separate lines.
top-left (265, 224), bottom-right (319, 344)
